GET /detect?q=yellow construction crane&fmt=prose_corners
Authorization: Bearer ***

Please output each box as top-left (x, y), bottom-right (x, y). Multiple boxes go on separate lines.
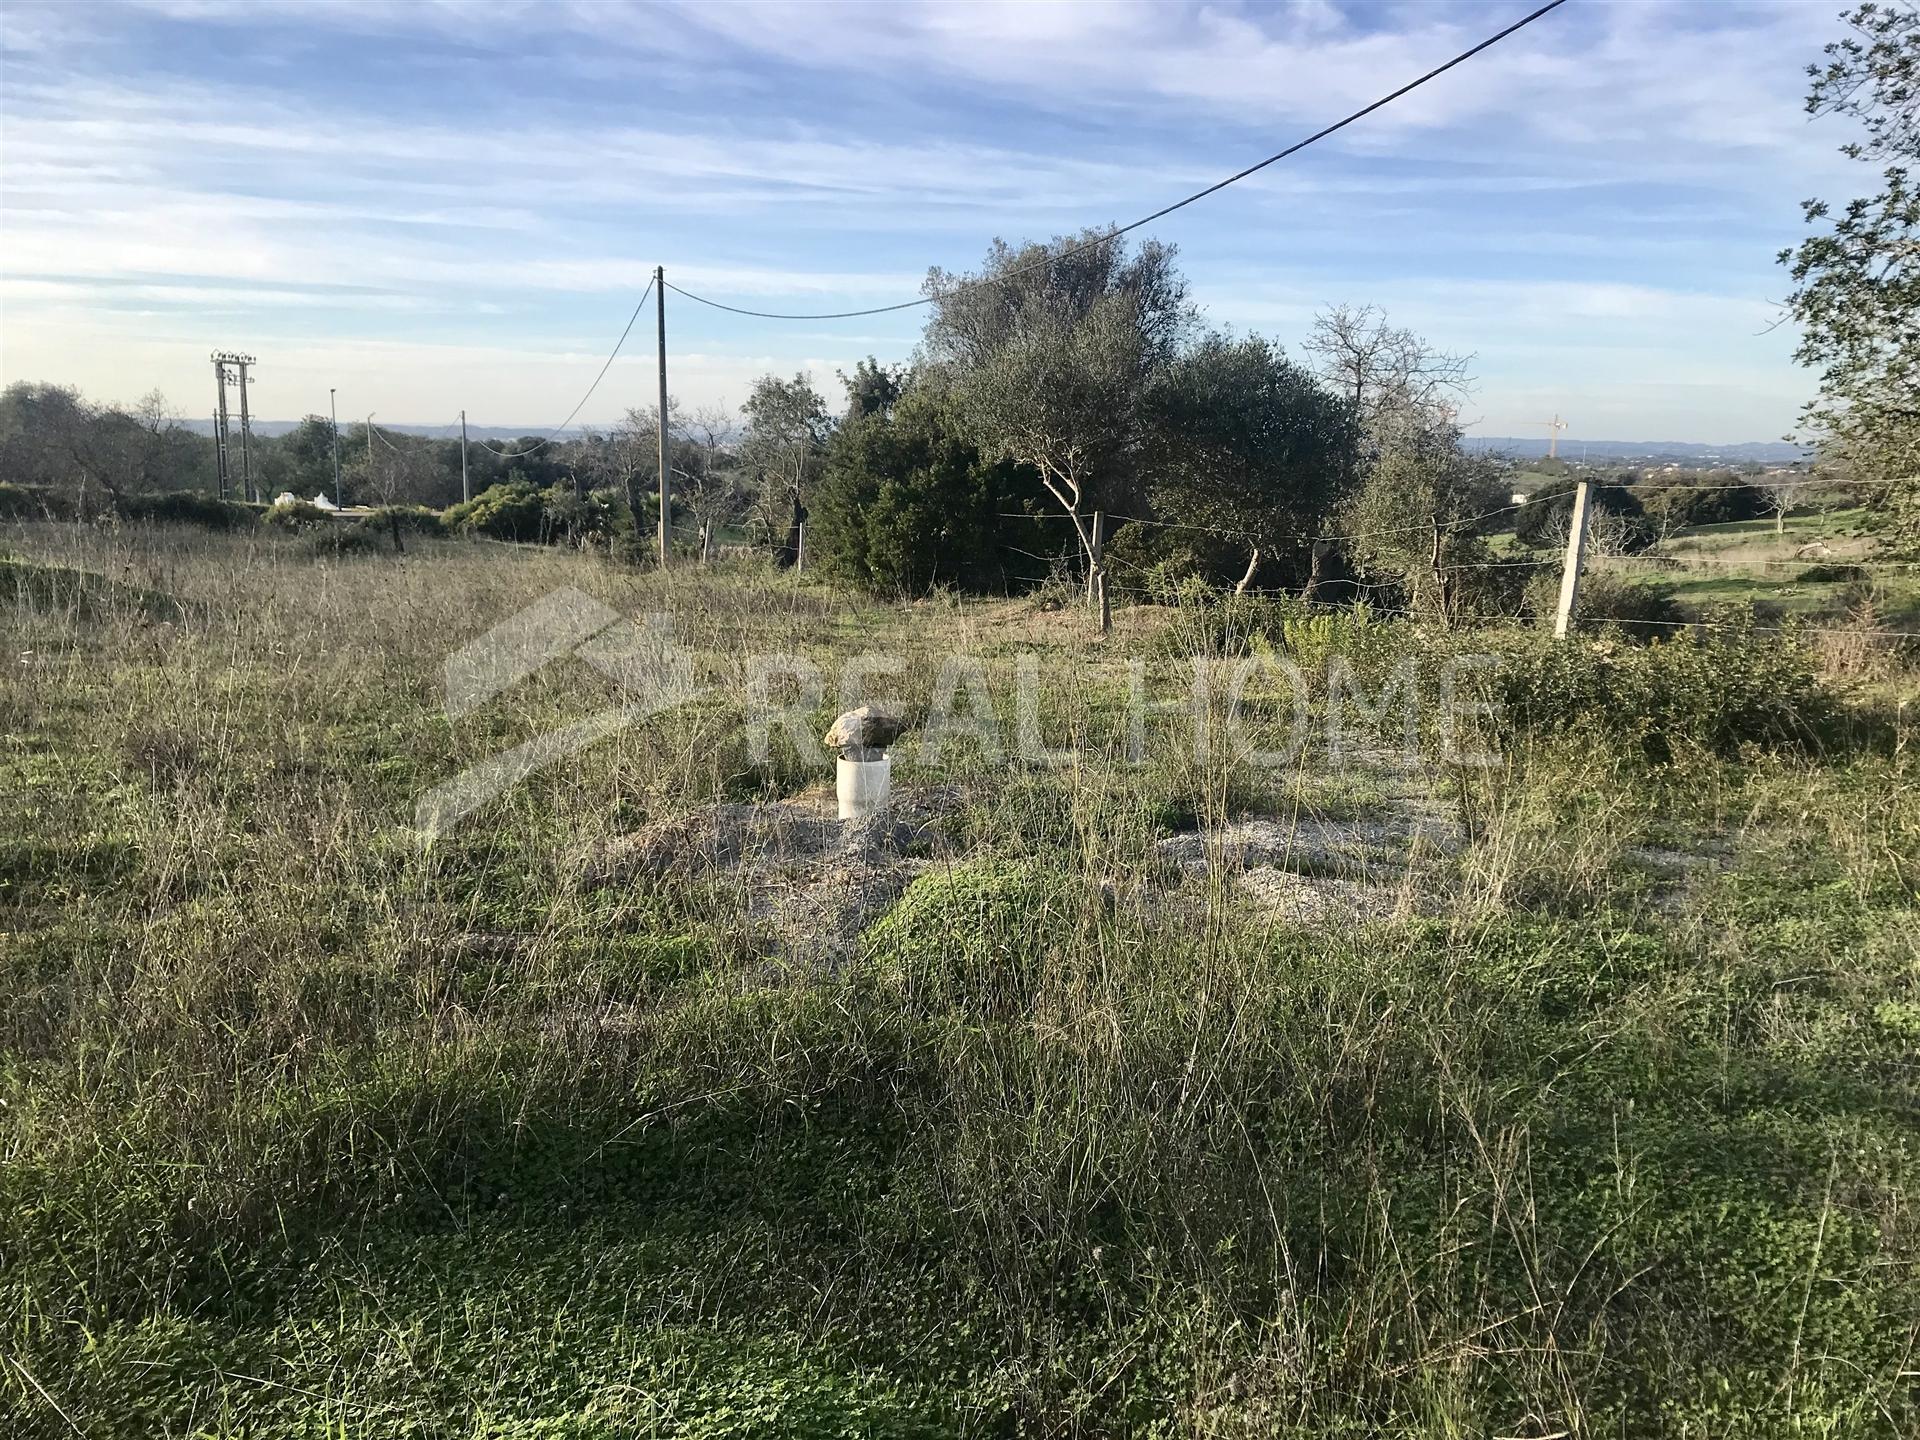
top-left (1535, 413), bottom-right (1568, 460)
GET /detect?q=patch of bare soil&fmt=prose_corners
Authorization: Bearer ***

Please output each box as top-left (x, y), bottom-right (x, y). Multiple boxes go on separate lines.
top-left (1152, 749), bottom-right (1464, 926)
top-left (585, 755), bottom-right (1465, 958)
top-left (588, 786), bottom-right (962, 963)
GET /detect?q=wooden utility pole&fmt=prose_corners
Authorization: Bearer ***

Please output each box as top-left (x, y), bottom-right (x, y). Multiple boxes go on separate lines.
top-left (366, 413), bottom-right (376, 504)
top-left (1429, 517), bottom-right (1455, 630)
top-left (656, 265), bottom-right (670, 568)
top-left (459, 409), bottom-right (470, 503)
top-left (329, 388), bottom-right (342, 506)
top-left (1553, 479), bottom-right (1593, 639)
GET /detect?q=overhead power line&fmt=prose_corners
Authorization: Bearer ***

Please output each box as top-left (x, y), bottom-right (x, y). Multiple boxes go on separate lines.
top-left (476, 276), bottom-right (658, 457)
top-left (663, 0), bottom-right (1571, 322)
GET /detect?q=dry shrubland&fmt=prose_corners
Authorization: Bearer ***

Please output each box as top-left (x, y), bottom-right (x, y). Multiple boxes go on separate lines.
top-left (3, 522), bottom-right (1918, 1437)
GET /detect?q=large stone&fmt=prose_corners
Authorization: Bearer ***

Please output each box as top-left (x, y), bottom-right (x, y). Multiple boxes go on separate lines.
top-left (823, 704), bottom-right (907, 757)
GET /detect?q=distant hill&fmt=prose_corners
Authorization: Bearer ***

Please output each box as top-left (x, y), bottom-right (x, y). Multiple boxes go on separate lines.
top-left (187, 421), bottom-right (1810, 467)
top-left (1464, 436), bottom-right (1808, 465)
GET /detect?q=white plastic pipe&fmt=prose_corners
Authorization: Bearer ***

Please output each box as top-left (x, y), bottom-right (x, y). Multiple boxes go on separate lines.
top-left (836, 754), bottom-right (891, 821)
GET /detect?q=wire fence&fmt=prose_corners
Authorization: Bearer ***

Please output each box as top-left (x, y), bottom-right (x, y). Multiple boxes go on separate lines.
top-left (987, 498), bottom-right (1919, 642)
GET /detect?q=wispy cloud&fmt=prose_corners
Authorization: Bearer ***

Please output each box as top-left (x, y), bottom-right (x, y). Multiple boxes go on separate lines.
top-left (0, 0), bottom-right (1861, 439)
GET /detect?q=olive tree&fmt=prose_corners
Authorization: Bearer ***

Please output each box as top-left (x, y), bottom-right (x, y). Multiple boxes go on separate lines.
top-left (922, 230), bottom-right (1194, 589)
top-left (1341, 416), bottom-right (1511, 625)
top-left (740, 373), bottom-right (831, 562)
top-left (0, 384), bottom-right (208, 511)
top-left (1142, 332), bottom-right (1362, 592)
top-left (1303, 307), bottom-right (1501, 622)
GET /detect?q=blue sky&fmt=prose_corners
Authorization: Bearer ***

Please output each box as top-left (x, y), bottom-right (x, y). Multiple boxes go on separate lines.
top-left (0, 0), bottom-right (1871, 442)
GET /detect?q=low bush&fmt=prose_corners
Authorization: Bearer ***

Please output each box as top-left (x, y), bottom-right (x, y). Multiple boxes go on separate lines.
top-left (362, 504), bottom-right (446, 537)
top-left (1524, 569), bottom-right (1686, 638)
top-left (302, 525), bottom-right (387, 558)
top-left (1490, 620), bottom-right (1849, 760)
top-left (118, 490), bottom-right (256, 531)
top-left (1150, 577), bottom-right (1287, 656)
top-left (263, 498), bottom-right (333, 530)
top-left (0, 482), bottom-right (76, 520)
top-left (1151, 581), bottom-right (1406, 678)
top-left (859, 859), bottom-right (1074, 1014)
top-left (443, 482), bottom-right (548, 542)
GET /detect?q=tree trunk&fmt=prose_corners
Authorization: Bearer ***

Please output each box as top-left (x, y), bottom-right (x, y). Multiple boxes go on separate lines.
top-left (1234, 545), bottom-right (1261, 595)
top-left (1301, 540), bottom-right (1330, 602)
top-left (781, 485), bottom-right (805, 567)
top-left (1032, 465), bottom-right (1095, 594)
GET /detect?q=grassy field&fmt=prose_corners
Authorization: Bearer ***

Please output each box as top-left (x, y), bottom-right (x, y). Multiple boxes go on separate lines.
top-left (1487, 502), bottom-right (1920, 630)
top-left (3, 521), bottom-right (1919, 1437)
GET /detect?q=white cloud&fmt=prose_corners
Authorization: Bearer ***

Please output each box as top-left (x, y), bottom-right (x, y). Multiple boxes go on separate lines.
top-left (0, 0), bottom-right (1866, 440)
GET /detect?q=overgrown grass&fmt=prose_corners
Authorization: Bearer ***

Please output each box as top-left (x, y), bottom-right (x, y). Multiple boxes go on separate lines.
top-left (2, 522), bottom-right (1917, 1437)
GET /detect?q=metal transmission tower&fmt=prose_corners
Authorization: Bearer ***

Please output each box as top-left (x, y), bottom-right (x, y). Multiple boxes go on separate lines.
top-left (211, 357), bottom-right (233, 498)
top-left (213, 352), bottom-right (258, 500)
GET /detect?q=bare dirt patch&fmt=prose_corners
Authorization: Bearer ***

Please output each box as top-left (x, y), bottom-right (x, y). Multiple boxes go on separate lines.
top-left (1152, 746), bottom-right (1464, 925)
top-left (587, 786), bottom-right (963, 963)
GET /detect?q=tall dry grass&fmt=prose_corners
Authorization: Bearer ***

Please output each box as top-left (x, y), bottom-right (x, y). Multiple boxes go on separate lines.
top-left (1, 521), bottom-right (1915, 1436)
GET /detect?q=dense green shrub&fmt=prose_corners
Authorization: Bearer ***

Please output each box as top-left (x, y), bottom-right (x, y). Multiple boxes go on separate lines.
top-left (540, 485), bottom-right (617, 546)
top-left (443, 481), bottom-right (546, 541)
top-left (118, 490), bottom-right (256, 531)
top-left (859, 859), bottom-right (1073, 1013)
top-left (813, 383), bottom-right (1052, 594)
top-left (1491, 622), bottom-right (1847, 759)
top-left (440, 481), bottom-right (602, 544)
